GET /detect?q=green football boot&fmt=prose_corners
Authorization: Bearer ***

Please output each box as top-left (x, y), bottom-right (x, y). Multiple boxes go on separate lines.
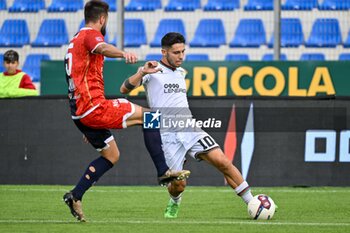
top-left (164, 200), bottom-right (180, 218)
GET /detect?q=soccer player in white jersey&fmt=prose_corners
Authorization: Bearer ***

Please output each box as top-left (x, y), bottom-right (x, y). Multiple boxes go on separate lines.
top-left (120, 32), bottom-right (254, 218)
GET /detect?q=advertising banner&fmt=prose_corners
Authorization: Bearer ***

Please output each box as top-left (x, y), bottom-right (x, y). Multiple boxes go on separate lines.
top-left (41, 61), bottom-right (350, 96)
top-left (0, 97), bottom-right (349, 186)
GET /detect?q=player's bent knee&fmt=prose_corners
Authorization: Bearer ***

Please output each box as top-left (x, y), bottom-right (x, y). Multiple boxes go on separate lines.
top-left (205, 149), bottom-right (231, 171)
top-left (172, 180), bottom-right (186, 193)
top-left (101, 150), bottom-right (120, 164)
top-left (125, 105), bottom-right (144, 127)
top-left (215, 158), bottom-right (232, 173)
top-left (111, 151), bottom-right (120, 164)
top-left (177, 184), bottom-right (186, 193)
top-left (100, 143), bottom-right (120, 164)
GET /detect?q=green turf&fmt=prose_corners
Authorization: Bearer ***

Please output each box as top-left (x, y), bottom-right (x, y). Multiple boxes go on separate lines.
top-left (0, 185), bottom-right (349, 233)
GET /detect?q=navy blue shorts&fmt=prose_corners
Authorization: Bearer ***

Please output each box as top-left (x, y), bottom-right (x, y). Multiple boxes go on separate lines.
top-left (73, 119), bottom-right (114, 151)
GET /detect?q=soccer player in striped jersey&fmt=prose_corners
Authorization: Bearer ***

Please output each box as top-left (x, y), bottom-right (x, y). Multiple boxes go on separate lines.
top-left (121, 32), bottom-right (254, 218)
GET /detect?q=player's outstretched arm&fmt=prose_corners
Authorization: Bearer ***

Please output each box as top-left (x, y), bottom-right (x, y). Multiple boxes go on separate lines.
top-left (94, 43), bottom-right (137, 63)
top-left (120, 61), bottom-right (162, 94)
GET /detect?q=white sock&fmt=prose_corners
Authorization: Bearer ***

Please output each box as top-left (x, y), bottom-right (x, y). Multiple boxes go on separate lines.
top-left (170, 194), bottom-right (182, 204)
top-left (235, 181), bottom-right (253, 204)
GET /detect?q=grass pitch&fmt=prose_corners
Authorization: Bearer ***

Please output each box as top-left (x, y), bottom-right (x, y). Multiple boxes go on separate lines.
top-left (0, 185), bottom-right (349, 233)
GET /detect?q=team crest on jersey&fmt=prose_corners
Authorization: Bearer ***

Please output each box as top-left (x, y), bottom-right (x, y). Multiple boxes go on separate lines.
top-left (112, 99), bottom-right (120, 107)
top-left (95, 37), bottom-right (103, 42)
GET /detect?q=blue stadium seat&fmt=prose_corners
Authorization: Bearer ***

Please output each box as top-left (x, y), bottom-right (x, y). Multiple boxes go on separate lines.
top-left (78, 19), bottom-right (85, 31)
top-left (165, 0), bottom-right (201, 11)
top-left (145, 54), bottom-right (162, 61)
top-left (112, 19), bottom-right (147, 47)
top-left (344, 30), bottom-right (350, 48)
top-left (9, 0), bottom-right (45, 12)
top-left (244, 0), bottom-right (273, 10)
top-left (189, 19), bottom-right (226, 47)
top-left (125, 19), bottom-right (147, 47)
top-left (125, 0), bottom-right (161, 11)
top-left (204, 0), bottom-right (240, 11)
top-left (32, 19), bottom-right (68, 47)
top-left (319, 0), bottom-right (350, 10)
top-left (229, 19), bottom-right (266, 47)
top-left (22, 54), bottom-right (50, 82)
top-left (262, 53), bottom-right (287, 61)
top-left (339, 53), bottom-right (350, 60)
top-left (186, 54), bottom-right (209, 61)
top-left (282, 0), bottom-right (318, 10)
top-left (225, 54), bottom-right (249, 61)
top-left (47, 0), bottom-right (83, 12)
top-left (103, 33), bottom-right (110, 44)
top-left (103, 0), bottom-right (117, 11)
top-left (305, 18), bottom-right (342, 47)
top-left (0, 0), bottom-right (6, 10)
top-left (150, 19), bottom-right (186, 47)
top-left (268, 18), bottom-right (304, 48)
top-left (300, 53), bottom-right (325, 61)
top-left (0, 54), bottom-right (4, 72)
top-left (0, 19), bottom-right (30, 47)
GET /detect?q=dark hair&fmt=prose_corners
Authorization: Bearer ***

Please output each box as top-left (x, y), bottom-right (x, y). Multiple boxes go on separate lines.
top-left (84, 0), bottom-right (109, 24)
top-left (4, 50), bottom-right (19, 62)
top-left (161, 32), bottom-right (186, 48)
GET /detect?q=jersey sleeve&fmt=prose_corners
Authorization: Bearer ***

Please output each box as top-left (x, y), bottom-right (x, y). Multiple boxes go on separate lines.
top-left (84, 30), bottom-right (106, 53)
top-left (142, 74), bottom-right (150, 85)
top-left (19, 74), bottom-right (36, 90)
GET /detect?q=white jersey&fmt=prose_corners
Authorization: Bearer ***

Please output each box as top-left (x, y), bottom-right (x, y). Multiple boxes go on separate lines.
top-left (142, 61), bottom-right (189, 111)
top-left (142, 61), bottom-right (194, 133)
top-left (142, 61), bottom-right (209, 151)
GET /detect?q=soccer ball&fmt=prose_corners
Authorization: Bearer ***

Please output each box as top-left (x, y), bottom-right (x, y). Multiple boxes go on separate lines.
top-left (247, 194), bottom-right (276, 220)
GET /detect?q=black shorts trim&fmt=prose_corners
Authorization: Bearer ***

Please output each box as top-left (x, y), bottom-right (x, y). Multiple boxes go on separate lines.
top-left (194, 146), bottom-right (220, 161)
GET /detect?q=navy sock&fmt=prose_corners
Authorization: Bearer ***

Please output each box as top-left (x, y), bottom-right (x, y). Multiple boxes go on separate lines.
top-left (143, 128), bottom-right (169, 177)
top-left (72, 156), bottom-right (113, 200)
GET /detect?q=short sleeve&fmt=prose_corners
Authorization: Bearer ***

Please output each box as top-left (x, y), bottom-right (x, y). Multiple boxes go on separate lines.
top-left (19, 74), bottom-right (36, 90)
top-left (142, 74), bottom-right (150, 85)
top-left (84, 30), bottom-right (105, 53)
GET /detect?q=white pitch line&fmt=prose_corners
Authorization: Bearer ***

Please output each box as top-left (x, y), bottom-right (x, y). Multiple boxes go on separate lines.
top-left (0, 219), bottom-right (349, 227)
top-left (0, 187), bottom-right (349, 193)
